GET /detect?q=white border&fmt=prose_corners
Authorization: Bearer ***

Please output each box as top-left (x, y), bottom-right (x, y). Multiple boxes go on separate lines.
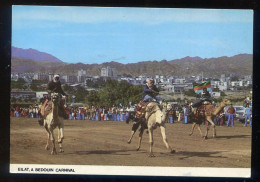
top-left (10, 164), bottom-right (251, 177)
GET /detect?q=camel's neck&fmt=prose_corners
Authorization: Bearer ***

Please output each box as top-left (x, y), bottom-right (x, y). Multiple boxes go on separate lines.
top-left (213, 103), bottom-right (225, 115)
top-left (52, 101), bottom-right (59, 121)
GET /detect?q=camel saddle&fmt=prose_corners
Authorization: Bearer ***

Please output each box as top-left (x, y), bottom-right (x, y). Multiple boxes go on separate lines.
top-left (135, 100), bottom-right (159, 122)
top-left (40, 99), bottom-right (64, 119)
top-left (196, 104), bottom-right (215, 117)
top-left (135, 100), bottom-right (148, 120)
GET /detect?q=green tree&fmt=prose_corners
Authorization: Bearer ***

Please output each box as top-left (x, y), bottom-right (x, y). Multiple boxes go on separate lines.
top-left (220, 91), bottom-right (226, 96)
top-left (184, 89), bottom-right (196, 97)
top-left (30, 80), bottom-right (47, 91)
top-left (11, 97), bottom-right (17, 103)
top-left (11, 78), bottom-right (26, 89)
top-left (86, 79), bottom-right (95, 88)
top-left (74, 86), bottom-right (89, 103)
top-left (63, 84), bottom-right (74, 94)
top-left (86, 90), bottom-right (100, 106)
top-left (231, 76), bottom-right (239, 81)
top-left (97, 79), bottom-right (143, 106)
top-left (93, 77), bottom-right (106, 88)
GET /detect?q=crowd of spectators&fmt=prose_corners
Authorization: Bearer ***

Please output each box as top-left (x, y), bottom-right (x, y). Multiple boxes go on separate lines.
top-left (10, 102), bottom-right (248, 126)
top-left (10, 105), bottom-right (41, 118)
top-left (64, 105), bottom-right (136, 121)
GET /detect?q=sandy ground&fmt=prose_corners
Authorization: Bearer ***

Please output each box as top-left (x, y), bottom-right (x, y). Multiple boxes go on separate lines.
top-left (10, 117), bottom-right (251, 168)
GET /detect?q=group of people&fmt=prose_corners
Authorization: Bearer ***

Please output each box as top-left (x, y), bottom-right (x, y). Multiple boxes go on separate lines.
top-left (64, 105), bottom-right (135, 121)
top-left (10, 105), bottom-right (41, 118)
top-left (11, 75), bottom-right (252, 127)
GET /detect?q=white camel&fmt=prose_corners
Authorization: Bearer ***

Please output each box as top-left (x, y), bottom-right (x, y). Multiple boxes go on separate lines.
top-left (43, 92), bottom-right (64, 155)
top-left (135, 102), bottom-right (175, 157)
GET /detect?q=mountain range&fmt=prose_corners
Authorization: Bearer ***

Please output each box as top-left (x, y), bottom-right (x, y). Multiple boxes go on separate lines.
top-left (12, 46), bottom-right (62, 63)
top-left (11, 46), bottom-right (253, 77)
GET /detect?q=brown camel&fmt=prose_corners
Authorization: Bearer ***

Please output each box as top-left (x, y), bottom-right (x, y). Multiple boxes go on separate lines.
top-left (189, 98), bottom-right (231, 139)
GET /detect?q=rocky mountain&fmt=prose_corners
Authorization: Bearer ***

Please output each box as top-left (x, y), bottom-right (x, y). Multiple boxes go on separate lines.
top-left (11, 47), bottom-right (253, 77)
top-left (12, 46), bottom-right (63, 63)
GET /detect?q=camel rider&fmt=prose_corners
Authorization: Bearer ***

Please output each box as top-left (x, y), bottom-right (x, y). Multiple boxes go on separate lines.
top-left (192, 88), bottom-right (212, 108)
top-left (46, 74), bottom-right (68, 110)
top-left (46, 75), bottom-right (67, 96)
top-left (38, 75), bottom-right (68, 126)
top-left (142, 78), bottom-right (162, 103)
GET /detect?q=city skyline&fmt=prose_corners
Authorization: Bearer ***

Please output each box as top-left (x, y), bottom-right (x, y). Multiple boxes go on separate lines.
top-left (12, 6), bottom-right (253, 64)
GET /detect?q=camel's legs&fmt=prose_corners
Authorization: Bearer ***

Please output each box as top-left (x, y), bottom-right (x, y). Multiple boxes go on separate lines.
top-left (127, 131), bottom-right (135, 144)
top-left (148, 127), bottom-right (154, 157)
top-left (189, 123), bottom-right (196, 136)
top-left (57, 125), bottom-right (64, 153)
top-left (197, 125), bottom-right (203, 138)
top-left (136, 127), bottom-right (145, 151)
top-left (44, 125), bottom-right (50, 150)
top-left (160, 125), bottom-right (175, 153)
top-left (57, 120), bottom-right (64, 142)
top-left (207, 117), bottom-right (216, 138)
top-left (127, 122), bottom-right (140, 144)
top-left (204, 123), bottom-right (210, 140)
top-left (49, 128), bottom-right (57, 155)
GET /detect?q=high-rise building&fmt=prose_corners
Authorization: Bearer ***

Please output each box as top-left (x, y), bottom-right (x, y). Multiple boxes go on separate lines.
top-left (78, 69), bottom-right (87, 83)
top-left (78, 69), bottom-right (86, 77)
top-left (101, 66), bottom-right (117, 77)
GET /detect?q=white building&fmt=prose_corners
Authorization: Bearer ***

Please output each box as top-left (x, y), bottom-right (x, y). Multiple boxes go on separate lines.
top-left (219, 84), bottom-right (228, 91)
top-left (33, 73), bottom-right (49, 81)
top-left (175, 78), bottom-right (186, 84)
top-left (212, 92), bottom-right (221, 97)
top-left (101, 66), bottom-right (117, 77)
top-left (36, 91), bottom-right (48, 101)
top-left (62, 75), bottom-right (77, 83)
top-left (78, 69), bottom-right (86, 76)
top-left (211, 80), bottom-right (220, 88)
top-left (77, 69), bottom-right (87, 83)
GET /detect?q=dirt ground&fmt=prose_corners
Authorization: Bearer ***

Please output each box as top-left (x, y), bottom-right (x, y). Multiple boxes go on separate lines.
top-left (10, 117), bottom-right (251, 168)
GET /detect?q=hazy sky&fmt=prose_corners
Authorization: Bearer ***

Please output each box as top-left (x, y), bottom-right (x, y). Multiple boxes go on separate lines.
top-left (12, 6), bottom-right (253, 64)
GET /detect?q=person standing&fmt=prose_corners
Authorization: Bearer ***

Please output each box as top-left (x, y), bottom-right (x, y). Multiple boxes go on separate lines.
top-left (244, 104), bottom-right (252, 127)
top-left (183, 104), bottom-right (189, 124)
top-left (218, 108), bottom-right (225, 126)
top-left (168, 108), bottom-right (174, 124)
top-left (227, 104), bottom-right (235, 127)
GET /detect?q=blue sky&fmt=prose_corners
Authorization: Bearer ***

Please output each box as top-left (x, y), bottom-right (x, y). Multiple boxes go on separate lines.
top-left (12, 6), bottom-right (253, 64)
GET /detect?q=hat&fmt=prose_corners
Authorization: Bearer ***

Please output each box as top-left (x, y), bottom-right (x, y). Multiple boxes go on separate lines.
top-left (54, 74), bottom-right (60, 78)
top-left (147, 78), bottom-right (154, 83)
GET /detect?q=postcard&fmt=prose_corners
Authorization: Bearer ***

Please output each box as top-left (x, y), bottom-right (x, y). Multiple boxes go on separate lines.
top-left (10, 6), bottom-right (253, 177)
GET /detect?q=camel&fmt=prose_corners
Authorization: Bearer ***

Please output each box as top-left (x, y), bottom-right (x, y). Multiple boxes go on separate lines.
top-left (43, 92), bottom-right (64, 155)
top-left (127, 102), bottom-right (175, 157)
top-left (189, 98), bottom-right (231, 139)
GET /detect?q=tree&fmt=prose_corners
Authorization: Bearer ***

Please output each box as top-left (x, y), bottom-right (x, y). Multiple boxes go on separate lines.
top-left (86, 79), bottom-right (95, 88)
top-left (30, 80), bottom-right (47, 91)
top-left (63, 84), bottom-right (74, 93)
top-left (96, 79), bottom-right (143, 106)
top-left (86, 91), bottom-right (100, 106)
top-left (220, 91), bottom-right (226, 96)
top-left (11, 78), bottom-right (26, 90)
top-left (231, 76), bottom-right (239, 81)
top-left (74, 86), bottom-right (89, 103)
top-left (184, 89), bottom-right (196, 97)
top-left (11, 97), bottom-right (17, 103)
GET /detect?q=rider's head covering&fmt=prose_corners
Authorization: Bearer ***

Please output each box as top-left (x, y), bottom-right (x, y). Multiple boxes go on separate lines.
top-left (53, 74), bottom-right (60, 83)
top-left (147, 78), bottom-right (154, 84)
